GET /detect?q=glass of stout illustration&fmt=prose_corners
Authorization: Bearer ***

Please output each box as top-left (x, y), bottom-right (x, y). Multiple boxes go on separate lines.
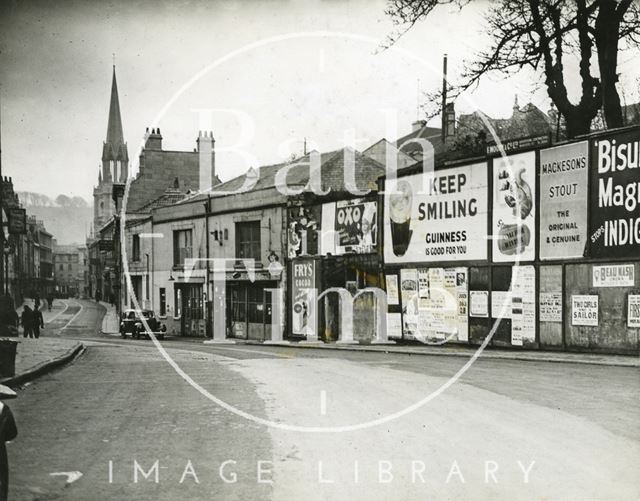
top-left (389, 180), bottom-right (413, 257)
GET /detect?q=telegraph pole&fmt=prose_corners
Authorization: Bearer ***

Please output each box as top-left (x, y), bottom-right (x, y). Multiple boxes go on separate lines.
top-left (0, 85), bottom-right (5, 297)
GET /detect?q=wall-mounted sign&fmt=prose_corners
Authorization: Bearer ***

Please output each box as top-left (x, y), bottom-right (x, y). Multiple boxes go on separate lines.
top-left (487, 135), bottom-right (550, 156)
top-left (98, 239), bottom-right (114, 251)
top-left (539, 141), bottom-right (588, 260)
top-left (539, 292), bottom-right (562, 323)
top-left (384, 163), bottom-right (488, 264)
top-left (492, 151), bottom-right (536, 262)
top-left (589, 129), bottom-right (640, 258)
top-left (491, 291), bottom-right (512, 319)
top-left (7, 207), bottom-right (27, 234)
top-left (628, 295), bottom-right (640, 328)
top-left (592, 264), bottom-right (635, 288)
top-left (291, 259), bottom-right (316, 336)
top-left (288, 204), bottom-right (321, 258)
top-left (470, 290), bottom-right (489, 318)
top-left (571, 295), bottom-right (599, 326)
top-left (385, 274), bottom-right (399, 305)
top-left (320, 199), bottom-right (377, 255)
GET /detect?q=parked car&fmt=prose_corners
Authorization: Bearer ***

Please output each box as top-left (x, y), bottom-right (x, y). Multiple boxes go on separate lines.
top-left (119, 309), bottom-right (167, 340)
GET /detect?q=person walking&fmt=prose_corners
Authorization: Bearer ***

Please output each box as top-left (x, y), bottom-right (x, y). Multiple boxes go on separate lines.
top-left (33, 305), bottom-right (44, 339)
top-left (47, 295), bottom-right (53, 311)
top-left (21, 305), bottom-right (34, 339)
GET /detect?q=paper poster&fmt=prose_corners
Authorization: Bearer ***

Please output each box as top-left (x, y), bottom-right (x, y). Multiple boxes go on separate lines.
top-left (470, 290), bottom-right (489, 317)
top-left (322, 199), bottom-right (377, 255)
top-left (288, 205), bottom-right (321, 258)
top-left (384, 163), bottom-right (488, 264)
top-left (539, 141), bottom-right (588, 260)
top-left (492, 151), bottom-right (536, 262)
top-left (571, 295), bottom-right (599, 326)
top-left (387, 312), bottom-right (403, 339)
top-left (592, 264), bottom-right (635, 288)
top-left (291, 259), bottom-right (316, 336)
top-left (491, 291), bottom-right (511, 319)
top-left (590, 130), bottom-right (640, 259)
top-left (628, 295), bottom-right (640, 328)
top-left (539, 292), bottom-right (562, 323)
top-left (385, 274), bottom-right (399, 305)
top-left (400, 268), bottom-right (419, 339)
top-left (510, 265), bottom-right (536, 346)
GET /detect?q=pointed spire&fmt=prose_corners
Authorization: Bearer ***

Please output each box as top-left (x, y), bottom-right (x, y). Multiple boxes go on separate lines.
top-left (106, 65), bottom-right (124, 146)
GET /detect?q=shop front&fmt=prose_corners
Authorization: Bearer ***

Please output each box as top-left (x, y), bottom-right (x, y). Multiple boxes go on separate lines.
top-left (227, 280), bottom-right (277, 341)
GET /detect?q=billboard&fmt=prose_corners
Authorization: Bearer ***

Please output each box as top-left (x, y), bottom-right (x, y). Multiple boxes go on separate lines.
top-left (539, 141), bottom-right (588, 260)
top-left (384, 163), bottom-right (488, 264)
top-left (589, 129), bottom-right (640, 258)
top-left (492, 151), bottom-right (536, 262)
top-left (291, 259), bottom-right (316, 336)
top-left (320, 199), bottom-right (377, 255)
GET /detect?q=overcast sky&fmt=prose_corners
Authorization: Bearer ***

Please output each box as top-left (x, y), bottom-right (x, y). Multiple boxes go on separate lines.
top-left (1, 0), bottom-right (639, 202)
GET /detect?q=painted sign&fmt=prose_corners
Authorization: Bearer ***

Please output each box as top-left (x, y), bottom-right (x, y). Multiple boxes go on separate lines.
top-left (470, 290), bottom-right (489, 318)
top-left (539, 292), bottom-right (562, 323)
top-left (291, 259), bottom-right (316, 336)
top-left (486, 135), bottom-right (550, 156)
top-left (589, 129), bottom-right (640, 258)
top-left (385, 274), bottom-right (399, 305)
top-left (384, 163), bottom-right (488, 264)
top-left (592, 264), bottom-right (635, 288)
top-left (539, 141), bottom-right (588, 260)
top-left (571, 295), bottom-right (599, 327)
top-left (492, 151), bottom-right (536, 262)
top-left (510, 265), bottom-right (536, 346)
top-left (628, 295), bottom-right (640, 328)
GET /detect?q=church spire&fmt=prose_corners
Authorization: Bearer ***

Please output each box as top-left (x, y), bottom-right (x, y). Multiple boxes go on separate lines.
top-left (106, 65), bottom-right (124, 146)
top-left (101, 63), bottom-right (128, 183)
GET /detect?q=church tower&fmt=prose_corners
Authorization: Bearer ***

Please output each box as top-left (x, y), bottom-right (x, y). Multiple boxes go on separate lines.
top-left (93, 65), bottom-right (129, 233)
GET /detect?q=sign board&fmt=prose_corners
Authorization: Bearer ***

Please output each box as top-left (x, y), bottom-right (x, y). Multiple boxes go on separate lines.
top-left (384, 163), bottom-right (488, 264)
top-left (492, 151), bottom-right (536, 262)
top-left (539, 141), bottom-right (589, 260)
top-left (628, 295), bottom-right (640, 328)
top-left (539, 292), bottom-right (562, 323)
top-left (589, 129), bottom-right (640, 258)
top-left (487, 134), bottom-right (550, 156)
top-left (469, 290), bottom-right (489, 318)
top-left (288, 204), bottom-right (321, 258)
top-left (320, 199), bottom-right (377, 255)
top-left (291, 259), bottom-right (316, 336)
top-left (592, 264), bottom-right (635, 288)
top-left (571, 295), bottom-right (599, 326)
top-left (99, 239), bottom-right (114, 251)
top-left (7, 207), bottom-right (27, 234)
top-left (385, 274), bottom-right (399, 305)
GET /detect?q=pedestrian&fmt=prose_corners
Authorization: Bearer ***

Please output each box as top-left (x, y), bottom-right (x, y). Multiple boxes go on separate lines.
top-left (33, 305), bottom-right (44, 339)
top-left (21, 305), bottom-right (34, 339)
top-left (47, 295), bottom-right (53, 311)
top-left (34, 294), bottom-right (41, 311)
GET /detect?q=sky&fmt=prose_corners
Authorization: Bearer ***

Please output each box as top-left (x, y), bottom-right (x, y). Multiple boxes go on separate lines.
top-left (1, 0), bottom-right (639, 202)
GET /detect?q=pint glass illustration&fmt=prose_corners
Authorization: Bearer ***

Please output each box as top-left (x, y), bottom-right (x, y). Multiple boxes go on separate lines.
top-left (389, 179), bottom-right (413, 257)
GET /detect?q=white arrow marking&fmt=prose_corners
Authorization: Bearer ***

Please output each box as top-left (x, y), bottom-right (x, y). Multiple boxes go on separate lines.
top-left (50, 471), bottom-right (83, 484)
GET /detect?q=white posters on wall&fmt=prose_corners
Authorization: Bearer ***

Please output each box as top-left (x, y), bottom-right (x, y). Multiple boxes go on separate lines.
top-left (539, 141), bottom-right (589, 260)
top-left (539, 292), bottom-right (563, 323)
top-left (385, 274), bottom-right (399, 306)
top-left (511, 265), bottom-right (536, 346)
top-left (571, 295), bottom-right (599, 326)
top-left (384, 163), bottom-right (488, 264)
top-left (628, 295), bottom-right (640, 328)
top-left (400, 268), bottom-right (419, 339)
top-left (492, 151), bottom-right (536, 262)
top-left (470, 290), bottom-right (489, 318)
top-left (387, 312), bottom-right (403, 339)
top-left (592, 264), bottom-right (635, 288)
top-left (491, 291), bottom-right (512, 319)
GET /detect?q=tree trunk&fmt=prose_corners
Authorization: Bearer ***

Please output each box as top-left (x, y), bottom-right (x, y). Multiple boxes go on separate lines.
top-left (595, 0), bottom-right (624, 129)
top-left (564, 109), bottom-right (593, 139)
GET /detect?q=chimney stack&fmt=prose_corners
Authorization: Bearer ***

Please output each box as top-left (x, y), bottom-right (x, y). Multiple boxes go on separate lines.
top-left (144, 127), bottom-right (163, 150)
top-left (197, 130), bottom-right (216, 191)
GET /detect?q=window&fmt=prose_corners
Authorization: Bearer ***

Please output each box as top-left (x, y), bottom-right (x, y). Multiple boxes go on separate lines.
top-left (173, 229), bottom-right (193, 266)
top-left (159, 288), bottom-right (166, 316)
top-left (59, 264), bottom-right (63, 270)
top-left (132, 234), bottom-right (140, 262)
top-left (235, 221), bottom-right (261, 261)
top-left (68, 264), bottom-right (72, 270)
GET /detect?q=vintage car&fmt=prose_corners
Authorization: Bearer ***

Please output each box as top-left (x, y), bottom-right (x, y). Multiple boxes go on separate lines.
top-left (119, 309), bottom-right (167, 340)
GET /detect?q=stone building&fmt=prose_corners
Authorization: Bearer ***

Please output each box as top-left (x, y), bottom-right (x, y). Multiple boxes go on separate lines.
top-left (53, 243), bottom-right (86, 297)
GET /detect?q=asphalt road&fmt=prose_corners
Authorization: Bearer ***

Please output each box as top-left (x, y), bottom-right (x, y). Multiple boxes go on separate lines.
top-left (7, 299), bottom-right (640, 500)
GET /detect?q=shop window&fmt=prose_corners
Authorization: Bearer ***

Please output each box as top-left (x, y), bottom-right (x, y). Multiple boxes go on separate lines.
top-left (173, 229), bottom-right (193, 266)
top-left (247, 286), bottom-right (264, 324)
top-left (159, 288), bottom-right (166, 316)
top-left (236, 221), bottom-right (261, 261)
top-left (132, 234), bottom-right (140, 262)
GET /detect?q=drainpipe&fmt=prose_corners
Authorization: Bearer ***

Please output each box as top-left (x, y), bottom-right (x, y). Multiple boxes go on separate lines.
top-left (204, 195), bottom-right (211, 338)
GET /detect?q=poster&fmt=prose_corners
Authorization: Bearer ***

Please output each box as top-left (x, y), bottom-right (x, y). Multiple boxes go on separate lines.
top-left (510, 266), bottom-right (536, 346)
top-left (288, 205), bottom-right (321, 258)
top-left (491, 291), bottom-right (512, 319)
top-left (385, 274), bottom-right (399, 305)
top-left (322, 199), bottom-right (377, 255)
top-left (592, 264), bottom-right (635, 288)
top-left (383, 163), bottom-right (488, 264)
top-left (291, 259), bottom-right (316, 336)
top-left (571, 295), bottom-right (599, 326)
top-left (628, 295), bottom-right (640, 328)
top-left (539, 292), bottom-right (562, 323)
top-left (589, 129), bottom-right (640, 258)
top-left (387, 312), bottom-right (403, 339)
top-left (492, 151), bottom-right (536, 262)
top-left (400, 268), bottom-right (419, 339)
top-left (470, 290), bottom-right (489, 317)
top-left (539, 141), bottom-right (588, 260)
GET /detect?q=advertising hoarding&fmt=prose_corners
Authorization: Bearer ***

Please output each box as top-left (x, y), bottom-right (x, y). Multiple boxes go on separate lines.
top-left (384, 163), bottom-right (488, 264)
top-left (291, 259), bottom-right (316, 336)
top-left (539, 141), bottom-right (589, 260)
top-left (320, 199), bottom-right (377, 255)
top-left (589, 129), bottom-right (640, 258)
top-left (492, 151), bottom-right (536, 262)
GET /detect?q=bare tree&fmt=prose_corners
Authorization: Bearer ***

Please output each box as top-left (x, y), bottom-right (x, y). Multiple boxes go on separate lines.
top-left (385, 0), bottom-right (640, 137)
